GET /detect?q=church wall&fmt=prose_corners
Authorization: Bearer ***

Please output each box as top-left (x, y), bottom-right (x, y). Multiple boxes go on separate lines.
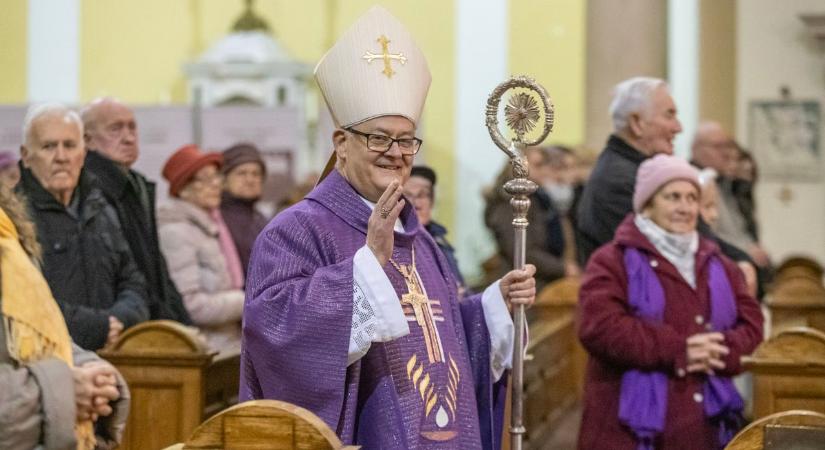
top-left (510, 0), bottom-right (587, 147)
top-left (0, 1), bottom-right (28, 104)
top-left (698, 0), bottom-right (736, 133)
top-left (583, 0), bottom-right (667, 154)
top-left (736, 0), bottom-right (825, 265)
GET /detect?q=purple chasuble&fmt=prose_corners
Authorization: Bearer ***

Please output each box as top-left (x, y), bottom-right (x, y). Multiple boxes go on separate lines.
top-left (240, 170), bottom-right (505, 449)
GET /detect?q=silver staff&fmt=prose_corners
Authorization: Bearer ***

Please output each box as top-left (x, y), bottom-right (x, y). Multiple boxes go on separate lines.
top-left (485, 75), bottom-right (554, 450)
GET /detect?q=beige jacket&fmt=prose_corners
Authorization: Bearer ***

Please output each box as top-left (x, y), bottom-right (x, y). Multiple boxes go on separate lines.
top-left (0, 308), bottom-right (130, 450)
top-left (157, 198), bottom-right (244, 352)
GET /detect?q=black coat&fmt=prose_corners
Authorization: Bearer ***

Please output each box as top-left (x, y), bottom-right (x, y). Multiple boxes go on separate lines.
top-left (577, 136), bottom-right (754, 267)
top-left (17, 166), bottom-right (149, 350)
top-left (84, 151), bottom-right (192, 324)
top-left (576, 135), bottom-right (646, 264)
top-left (424, 220), bottom-right (466, 289)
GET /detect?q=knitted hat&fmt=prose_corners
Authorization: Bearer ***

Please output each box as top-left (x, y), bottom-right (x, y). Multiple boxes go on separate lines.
top-left (633, 154), bottom-right (700, 212)
top-left (162, 144), bottom-right (223, 197)
top-left (222, 143), bottom-right (265, 175)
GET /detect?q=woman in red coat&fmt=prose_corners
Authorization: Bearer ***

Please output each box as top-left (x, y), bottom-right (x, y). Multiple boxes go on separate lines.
top-left (576, 154), bottom-right (763, 450)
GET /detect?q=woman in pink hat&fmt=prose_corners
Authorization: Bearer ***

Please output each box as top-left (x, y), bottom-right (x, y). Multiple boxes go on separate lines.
top-left (157, 145), bottom-right (245, 352)
top-left (576, 154), bottom-right (763, 449)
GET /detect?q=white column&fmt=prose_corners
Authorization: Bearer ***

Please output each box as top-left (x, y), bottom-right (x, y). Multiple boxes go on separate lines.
top-left (667, 0), bottom-right (699, 159)
top-left (454, 0), bottom-right (508, 281)
top-left (27, 0), bottom-right (80, 103)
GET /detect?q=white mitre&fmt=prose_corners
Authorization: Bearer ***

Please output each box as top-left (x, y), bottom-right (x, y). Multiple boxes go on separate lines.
top-left (314, 5), bottom-right (432, 129)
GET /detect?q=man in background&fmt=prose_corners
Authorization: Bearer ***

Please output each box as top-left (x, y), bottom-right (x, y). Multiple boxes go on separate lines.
top-left (576, 77), bottom-right (683, 264)
top-left (82, 98), bottom-right (192, 324)
top-left (17, 103), bottom-right (148, 350)
top-left (691, 121), bottom-right (770, 269)
top-left (404, 165), bottom-right (466, 291)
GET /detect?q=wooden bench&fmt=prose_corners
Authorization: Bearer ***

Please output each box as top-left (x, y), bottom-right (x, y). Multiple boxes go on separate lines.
top-left (99, 320), bottom-right (241, 450)
top-left (742, 327), bottom-right (825, 419)
top-left (766, 257), bottom-right (825, 335)
top-left (773, 256), bottom-right (823, 284)
top-left (533, 275), bottom-right (584, 396)
top-left (163, 400), bottom-right (359, 450)
top-left (725, 409), bottom-right (825, 450)
top-left (509, 312), bottom-right (578, 449)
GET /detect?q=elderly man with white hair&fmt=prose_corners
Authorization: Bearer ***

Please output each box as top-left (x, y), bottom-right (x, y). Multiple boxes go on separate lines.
top-left (576, 77), bottom-right (683, 263)
top-left (16, 103), bottom-right (149, 351)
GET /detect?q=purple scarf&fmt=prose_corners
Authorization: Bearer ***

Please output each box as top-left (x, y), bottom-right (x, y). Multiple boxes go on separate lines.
top-left (619, 247), bottom-right (744, 450)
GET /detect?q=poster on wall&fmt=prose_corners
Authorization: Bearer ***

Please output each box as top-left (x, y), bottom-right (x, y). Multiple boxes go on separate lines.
top-left (748, 100), bottom-right (822, 181)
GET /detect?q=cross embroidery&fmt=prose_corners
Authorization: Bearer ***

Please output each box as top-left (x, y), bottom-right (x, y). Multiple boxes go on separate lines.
top-left (362, 35), bottom-right (407, 78)
top-left (397, 264), bottom-right (444, 364)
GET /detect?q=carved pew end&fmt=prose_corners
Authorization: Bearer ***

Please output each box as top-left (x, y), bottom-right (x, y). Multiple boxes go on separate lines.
top-left (165, 400), bottom-right (360, 450)
top-left (99, 320), bottom-right (242, 450)
top-left (724, 409), bottom-right (825, 450)
top-left (743, 327), bottom-right (825, 420)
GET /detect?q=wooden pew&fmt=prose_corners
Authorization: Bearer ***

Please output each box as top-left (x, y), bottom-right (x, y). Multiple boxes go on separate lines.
top-left (724, 409), bottom-right (825, 450)
top-left (500, 276), bottom-right (584, 449)
top-left (521, 313), bottom-right (578, 448)
top-left (773, 256), bottom-right (823, 285)
top-left (98, 320), bottom-right (241, 450)
top-left (533, 276), bottom-right (584, 396)
top-left (766, 260), bottom-right (825, 335)
top-left (163, 400), bottom-right (359, 450)
top-left (742, 327), bottom-right (825, 419)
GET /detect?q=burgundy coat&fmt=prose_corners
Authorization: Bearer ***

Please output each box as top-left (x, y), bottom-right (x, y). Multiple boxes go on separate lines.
top-left (576, 215), bottom-right (763, 450)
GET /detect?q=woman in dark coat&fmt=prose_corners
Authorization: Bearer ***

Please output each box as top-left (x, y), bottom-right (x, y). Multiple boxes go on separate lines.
top-left (219, 143), bottom-right (269, 276)
top-left (576, 154), bottom-right (763, 450)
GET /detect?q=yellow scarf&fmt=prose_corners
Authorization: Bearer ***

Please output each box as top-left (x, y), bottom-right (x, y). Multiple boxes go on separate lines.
top-left (0, 207), bottom-right (95, 450)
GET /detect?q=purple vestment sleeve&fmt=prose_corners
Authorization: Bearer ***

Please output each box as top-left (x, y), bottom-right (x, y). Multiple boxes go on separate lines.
top-left (240, 207), bottom-right (354, 430)
top-left (460, 292), bottom-right (508, 450)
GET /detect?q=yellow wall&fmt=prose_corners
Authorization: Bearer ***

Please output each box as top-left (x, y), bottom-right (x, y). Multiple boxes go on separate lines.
top-left (0, 1), bottom-right (27, 103)
top-left (510, 0), bottom-right (586, 146)
top-left (80, 0), bottom-right (329, 103)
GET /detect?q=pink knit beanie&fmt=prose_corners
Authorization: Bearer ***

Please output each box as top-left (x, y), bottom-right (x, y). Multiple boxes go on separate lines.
top-left (633, 154), bottom-right (701, 212)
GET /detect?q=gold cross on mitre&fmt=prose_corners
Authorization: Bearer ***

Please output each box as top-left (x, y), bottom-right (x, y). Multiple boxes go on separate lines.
top-left (363, 35), bottom-right (408, 78)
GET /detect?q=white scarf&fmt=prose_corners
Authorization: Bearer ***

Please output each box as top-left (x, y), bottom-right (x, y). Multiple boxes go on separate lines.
top-left (634, 214), bottom-right (699, 288)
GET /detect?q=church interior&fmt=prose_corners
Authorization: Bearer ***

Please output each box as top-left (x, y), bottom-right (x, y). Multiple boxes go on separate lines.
top-left (2, 0), bottom-right (825, 449)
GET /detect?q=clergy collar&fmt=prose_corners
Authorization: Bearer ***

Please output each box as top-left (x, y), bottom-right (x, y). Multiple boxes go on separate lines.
top-left (306, 169), bottom-right (420, 245)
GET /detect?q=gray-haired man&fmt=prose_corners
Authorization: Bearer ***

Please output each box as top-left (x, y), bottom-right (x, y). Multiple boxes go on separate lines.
top-left (576, 77), bottom-right (682, 263)
top-left (16, 103), bottom-right (149, 350)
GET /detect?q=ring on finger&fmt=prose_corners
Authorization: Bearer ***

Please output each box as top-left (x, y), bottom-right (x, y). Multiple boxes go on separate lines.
top-left (380, 207), bottom-right (390, 219)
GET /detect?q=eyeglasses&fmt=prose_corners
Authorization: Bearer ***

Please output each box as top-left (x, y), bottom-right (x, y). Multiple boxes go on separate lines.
top-left (346, 128), bottom-right (423, 155)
